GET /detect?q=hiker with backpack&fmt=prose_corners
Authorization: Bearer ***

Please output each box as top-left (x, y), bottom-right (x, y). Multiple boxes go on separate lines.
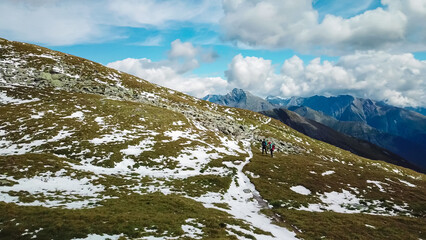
top-left (270, 142), bottom-right (275, 157)
top-left (267, 141), bottom-right (271, 153)
top-left (262, 139), bottom-right (267, 154)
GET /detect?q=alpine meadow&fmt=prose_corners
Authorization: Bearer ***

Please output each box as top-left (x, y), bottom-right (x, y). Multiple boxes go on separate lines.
top-left (0, 37), bottom-right (425, 239)
top-left (1, 0), bottom-right (426, 239)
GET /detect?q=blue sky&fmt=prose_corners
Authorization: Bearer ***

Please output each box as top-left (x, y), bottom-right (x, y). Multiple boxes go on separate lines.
top-left (1, 0), bottom-right (426, 107)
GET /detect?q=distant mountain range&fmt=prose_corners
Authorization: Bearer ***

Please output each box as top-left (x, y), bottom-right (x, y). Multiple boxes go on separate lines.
top-left (267, 95), bottom-right (426, 145)
top-left (204, 89), bottom-right (426, 172)
top-left (260, 108), bottom-right (419, 171)
top-left (286, 106), bottom-right (426, 170)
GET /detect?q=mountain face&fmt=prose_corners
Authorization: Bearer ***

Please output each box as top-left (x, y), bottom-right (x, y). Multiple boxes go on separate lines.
top-left (269, 95), bottom-right (426, 146)
top-left (203, 88), bottom-right (277, 112)
top-left (288, 106), bottom-right (426, 171)
top-left (405, 106), bottom-right (426, 116)
top-left (1, 38), bottom-right (426, 239)
top-left (261, 108), bottom-right (420, 172)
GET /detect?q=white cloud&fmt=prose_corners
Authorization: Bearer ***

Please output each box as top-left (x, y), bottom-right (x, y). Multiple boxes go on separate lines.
top-left (0, 0), bottom-right (115, 46)
top-left (221, 0), bottom-right (426, 53)
top-left (225, 54), bottom-right (281, 96)
top-left (107, 40), bottom-right (227, 97)
top-left (1, 0), bottom-right (424, 53)
top-left (0, 0), bottom-right (222, 46)
top-left (225, 52), bottom-right (426, 107)
top-left (168, 39), bottom-right (198, 59)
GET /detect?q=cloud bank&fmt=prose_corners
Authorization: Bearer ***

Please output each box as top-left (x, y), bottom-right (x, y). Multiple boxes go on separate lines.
top-left (0, 0), bottom-right (222, 46)
top-left (221, 0), bottom-right (426, 53)
top-left (2, 0), bottom-right (425, 53)
top-left (109, 43), bottom-right (426, 107)
top-left (226, 52), bottom-right (426, 107)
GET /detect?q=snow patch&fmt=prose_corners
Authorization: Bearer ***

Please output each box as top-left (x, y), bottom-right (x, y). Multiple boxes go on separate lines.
top-left (223, 108), bottom-right (234, 115)
top-left (366, 180), bottom-right (387, 192)
top-left (120, 137), bottom-right (155, 156)
top-left (365, 224), bottom-right (376, 229)
top-left (319, 190), bottom-right (361, 213)
top-left (63, 111), bottom-right (84, 121)
top-left (181, 218), bottom-right (204, 239)
top-left (94, 117), bottom-right (105, 126)
top-left (172, 121), bottom-right (185, 126)
top-left (164, 130), bottom-right (198, 141)
top-left (217, 136), bottom-right (246, 155)
top-left (71, 233), bottom-right (125, 240)
top-left (0, 129), bottom-right (7, 137)
top-left (0, 91), bottom-right (40, 105)
top-left (321, 170), bottom-right (335, 176)
top-left (290, 185), bottom-right (311, 195)
top-left (30, 112), bottom-right (45, 119)
top-left (0, 172), bottom-right (105, 209)
top-left (398, 179), bottom-right (416, 187)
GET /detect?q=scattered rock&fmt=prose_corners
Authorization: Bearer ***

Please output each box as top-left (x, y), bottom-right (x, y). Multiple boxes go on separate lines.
top-left (243, 189), bottom-right (251, 193)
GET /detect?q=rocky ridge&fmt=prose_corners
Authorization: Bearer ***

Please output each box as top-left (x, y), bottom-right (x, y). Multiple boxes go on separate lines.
top-left (0, 38), bottom-right (302, 155)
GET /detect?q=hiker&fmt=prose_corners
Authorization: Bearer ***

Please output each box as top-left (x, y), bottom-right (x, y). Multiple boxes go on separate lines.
top-left (270, 142), bottom-right (275, 157)
top-left (261, 139), bottom-right (267, 154)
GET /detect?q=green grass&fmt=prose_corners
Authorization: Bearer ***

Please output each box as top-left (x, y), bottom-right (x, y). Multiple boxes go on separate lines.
top-left (0, 193), bottom-right (252, 240)
top-left (244, 145), bottom-right (426, 239)
top-left (0, 154), bottom-right (79, 180)
top-left (269, 209), bottom-right (426, 240)
top-left (168, 175), bottom-right (232, 197)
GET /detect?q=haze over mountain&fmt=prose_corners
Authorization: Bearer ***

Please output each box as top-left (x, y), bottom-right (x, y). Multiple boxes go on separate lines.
top-left (1, 38), bottom-right (425, 239)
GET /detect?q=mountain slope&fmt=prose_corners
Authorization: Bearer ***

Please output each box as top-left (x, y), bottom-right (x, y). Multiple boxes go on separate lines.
top-left (405, 106), bottom-right (426, 116)
top-left (288, 106), bottom-right (426, 171)
top-left (261, 108), bottom-right (420, 172)
top-left (1, 38), bottom-right (425, 240)
top-left (203, 88), bottom-right (277, 112)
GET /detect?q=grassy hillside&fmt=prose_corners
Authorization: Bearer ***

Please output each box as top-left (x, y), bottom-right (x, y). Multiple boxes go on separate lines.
top-left (0, 38), bottom-right (425, 239)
